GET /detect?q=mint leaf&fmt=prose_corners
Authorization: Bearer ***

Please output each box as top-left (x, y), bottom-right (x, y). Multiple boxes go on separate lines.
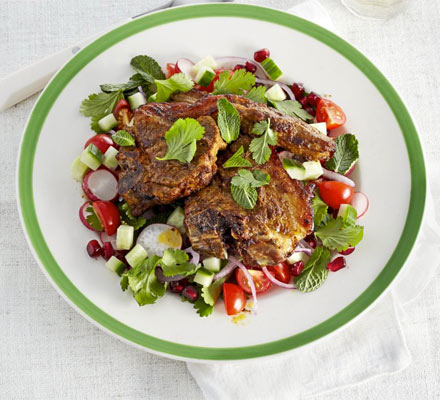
top-left (100, 74), bottom-right (147, 95)
top-left (85, 206), bottom-right (103, 231)
top-left (217, 98), bottom-right (240, 143)
top-left (122, 255), bottom-right (166, 306)
top-left (193, 299), bottom-right (214, 317)
top-left (272, 100), bottom-right (313, 122)
top-left (223, 146), bottom-right (252, 168)
top-left (231, 169), bottom-right (270, 209)
top-left (150, 73), bottom-right (194, 103)
top-left (312, 191), bottom-right (329, 227)
top-left (80, 90), bottom-right (123, 118)
top-left (160, 249), bottom-right (200, 277)
top-left (112, 130), bottom-right (135, 146)
top-left (201, 275), bottom-right (230, 306)
top-left (325, 134), bottom-right (359, 174)
top-left (130, 55), bottom-right (165, 83)
top-left (249, 120), bottom-right (277, 164)
top-left (294, 246), bottom-right (330, 292)
top-left (231, 184), bottom-right (258, 210)
top-left (156, 118), bottom-right (205, 163)
top-left (118, 202), bottom-right (146, 231)
top-left (245, 86), bottom-right (267, 103)
top-left (213, 69), bottom-right (256, 95)
top-left (315, 217), bottom-right (363, 251)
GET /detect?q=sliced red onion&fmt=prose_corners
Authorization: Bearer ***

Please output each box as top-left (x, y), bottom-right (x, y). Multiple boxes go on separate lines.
top-left (137, 85), bottom-right (146, 99)
top-left (255, 78), bottom-right (296, 100)
top-left (79, 202), bottom-right (95, 231)
top-left (299, 239), bottom-right (313, 250)
top-left (213, 260), bottom-right (237, 280)
top-left (109, 129), bottom-right (116, 135)
top-left (294, 247), bottom-right (313, 256)
top-left (184, 247), bottom-right (200, 266)
top-left (351, 192), bottom-right (369, 218)
top-left (322, 168), bottom-right (355, 187)
top-left (155, 267), bottom-right (185, 283)
top-left (262, 267), bottom-right (295, 289)
top-left (232, 257), bottom-right (258, 314)
top-left (215, 56), bottom-right (269, 79)
top-left (278, 150), bottom-right (295, 161)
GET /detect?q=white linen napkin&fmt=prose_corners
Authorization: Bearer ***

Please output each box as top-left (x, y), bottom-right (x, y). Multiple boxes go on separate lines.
top-left (187, 2), bottom-right (440, 399)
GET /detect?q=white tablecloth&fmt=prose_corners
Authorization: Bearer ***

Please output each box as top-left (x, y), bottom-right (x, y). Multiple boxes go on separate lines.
top-left (1, 1), bottom-right (439, 399)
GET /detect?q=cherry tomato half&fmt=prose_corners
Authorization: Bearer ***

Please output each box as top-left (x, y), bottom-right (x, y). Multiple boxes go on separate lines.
top-left (318, 181), bottom-right (354, 209)
top-left (223, 283), bottom-right (246, 315)
top-left (267, 262), bottom-right (291, 284)
top-left (236, 268), bottom-right (272, 294)
top-left (92, 201), bottom-right (121, 236)
top-left (166, 63), bottom-right (180, 78)
top-left (316, 99), bottom-right (346, 130)
top-left (84, 134), bottom-right (114, 154)
top-left (113, 99), bottom-right (131, 118)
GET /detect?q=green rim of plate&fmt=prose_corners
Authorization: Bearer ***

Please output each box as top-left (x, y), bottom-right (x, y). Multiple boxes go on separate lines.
top-left (18, 4), bottom-right (426, 360)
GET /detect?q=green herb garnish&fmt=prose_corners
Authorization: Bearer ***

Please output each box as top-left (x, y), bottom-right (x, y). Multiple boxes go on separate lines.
top-left (294, 246), bottom-right (331, 293)
top-left (213, 69), bottom-right (256, 95)
top-left (230, 169), bottom-right (270, 209)
top-left (112, 130), bottom-right (135, 147)
top-left (325, 134), bottom-right (359, 174)
top-left (249, 120), bottom-right (277, 165)
top-left (271, 100), bottom-right (313, 122)
top-left (150, 73), bottom-right (194, 103)
top-left (223, 146), bottom-right (252, 168)
top-left (217, 98), bottom-right (240, 143)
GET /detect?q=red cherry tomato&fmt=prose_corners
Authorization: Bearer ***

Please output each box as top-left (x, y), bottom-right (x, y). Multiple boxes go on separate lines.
top-left (316, 99), bottom-right (346, 129)
top-left (84, 134), bottom-right (114, 154)
top-left (223, 283), bottom-right (246, 315)
top-left (236, 268), bottom-right (272, 294)
top-left (317, 181), bottom-right (354, 209)
top-left (267, 262), bottom-right (291, 284)
top-left (92, 201), bottom-right (121, 236)
top-left (166, 63), bottom-right (180, 78)
top-left (113, 99), bottom-right (131, 118)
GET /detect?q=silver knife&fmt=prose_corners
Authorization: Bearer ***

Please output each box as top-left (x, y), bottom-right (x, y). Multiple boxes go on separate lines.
top-left (0, 0), bottom-right (231, 112)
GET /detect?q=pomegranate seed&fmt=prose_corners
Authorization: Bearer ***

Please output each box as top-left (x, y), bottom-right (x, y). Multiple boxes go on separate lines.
top-left (298, 96), bottom-right (309, 107)
top-left (291, 261), bottom-right (304, 276)
top-left (304, 234), bottom-right (317, 249)
top-left (245, 61), bottom-right (257, 73)
top-left (102, 242), bottom-right (114, 261)
top-left (170, 279), bottom-right (188, 294)
top-left (86, 240), bottom-right (102, 258)
top-left (306, 92), bottom-right (321, 107)
top-left (327, 256), bottom-right (347, 272)
top-left (304, 106), bottom-right (316, 116)
top-left (254, 48), bottom-right (270, 63)
top-left (291, 83), bottom-right (305, 98)
top-left (339, 247), bottom-right (355, 256)
top-left (182, 285), bottom-right (199, 301)
top-left (233, 64), bottom-right (246, 71)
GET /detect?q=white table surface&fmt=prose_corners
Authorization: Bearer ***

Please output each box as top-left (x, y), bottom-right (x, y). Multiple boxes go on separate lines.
top-left (1, 0), bottom-right (439, 398)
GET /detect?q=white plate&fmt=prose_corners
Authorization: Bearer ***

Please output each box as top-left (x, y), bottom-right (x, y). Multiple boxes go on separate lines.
top-left (17, 4), bottom-right (426, 361)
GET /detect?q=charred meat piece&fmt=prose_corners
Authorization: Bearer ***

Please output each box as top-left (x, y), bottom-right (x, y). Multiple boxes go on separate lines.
top-left (184, 137), bottom-right (314, 266)
top-left (117, 114), bottom-right (226, 216)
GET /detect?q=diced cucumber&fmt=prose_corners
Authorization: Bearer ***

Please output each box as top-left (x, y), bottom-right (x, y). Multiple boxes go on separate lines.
top-left (102, 146), bottom-right (119, 170)
top-left (302, 161), bottom-right (323, 180)
top-left (98, 113), bottom-right (118, 131)
top-left (128, 92), bottom-right (147, 110)
top-left (337, 204), bottom-right (357, 225)
top-left (105, 256), bottom-right (126, 276)
top-left (193, 268), bottom-right (215, 287)
top-left (194, 66), bottom-right (216, 87)
top-left (80, 144), bottom-right (103, 171)
top-left (125, 243), bottom-right (148, 268)
top-left (192, 55), bottom-right (217, 75)
top-left (287, 252), bottom-right (309, 264)
top-left (309, 122), bottom-right (327, 135)
top-left (261, 57), bottom-right (283, 80)
top-left (166, 206), bottom-right (185, 234)
top-left (116, 225), bottom-right (134, 250)
top-left (71, 156), bottom-right (89, 181)
top-left (265, 84), bottom-right (286, 102)
top-left (202, 257), bottom-right (222, 272)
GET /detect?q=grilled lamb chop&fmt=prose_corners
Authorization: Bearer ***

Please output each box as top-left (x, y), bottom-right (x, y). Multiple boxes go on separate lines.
top-left (117, 114), bottom-right (226, 216)
top-left (184, 137), bottom-right (314, 266)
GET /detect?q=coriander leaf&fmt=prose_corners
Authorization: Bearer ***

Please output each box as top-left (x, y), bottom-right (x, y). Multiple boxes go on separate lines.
top-left (130, 55), bottom-right (165, 83)
top-left (122, 255), bottom-right (166, 306)
top-left (340, 204), bottom-right (357, 227)
top-left (245, 86), bottom-right (267, 103)
top-left (294, 246), bottom-right (330, 293)
top-left (315, 217), bottom-right (364, 251)
top-left (193, 298), bottom-right (214, 317)
top-left (230, 169), bottom-right (270, 209)
top-left (249, 120), bottom-right (277, 164)
top-left (217, 98), bottom-right (240, 143)
top-left (223, 146), bottom-right (252, 168)
top-left (325, 134), bottom-right (359, 174)
top-left (85, 206), bottom-right (103, 231)
top-left (312, 191), bottom-right (329, 227)
top-left (91, 114), bottom-right (105, 133)
top-left (118, 202), bottom-right (146, 231)
top-left (160, 249), bottom-right (200, 277)
top-left (272, 100), bottom-right (313, 122)
top-left (80, 90), bottom-right (123, 118)
top-left (156, 118), bottom-right (205, 163)
top-left (252, 120), bottom-right (269, 136)
top-left (212, 69), bottom-right (256, 95)
top-left (201, 275), bottom-right (230, 306)
top-left (231, 184), bottom-right (258, 210)
top-left (112, 130), bottom-right (135, 146)
top-left (151, 73), bottom-right (194, 103)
